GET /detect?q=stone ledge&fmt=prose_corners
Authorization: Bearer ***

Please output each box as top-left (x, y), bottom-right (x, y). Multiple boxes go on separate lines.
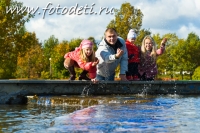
top-left (0, 80), bottom-right (200, 104)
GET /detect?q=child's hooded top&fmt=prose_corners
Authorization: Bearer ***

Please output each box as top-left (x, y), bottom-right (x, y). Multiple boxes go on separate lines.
top-left (126, 29), bottom-right (140, 63)
top-left (64, 40), bottom-right (96, 78)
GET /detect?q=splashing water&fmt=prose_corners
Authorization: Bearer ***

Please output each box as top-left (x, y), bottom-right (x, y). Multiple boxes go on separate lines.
top-left (81, 83), bottom-right (93, 96)
top-left (81, 62), bottom-right (110, 96)
top-left (141, 81), bottom-right (152, 95)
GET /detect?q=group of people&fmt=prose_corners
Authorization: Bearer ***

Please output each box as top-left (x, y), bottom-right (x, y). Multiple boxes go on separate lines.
top-left (64, 28), bottom-right (167, 82)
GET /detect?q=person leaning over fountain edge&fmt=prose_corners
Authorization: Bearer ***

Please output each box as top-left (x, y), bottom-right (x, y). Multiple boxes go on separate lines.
top-left (64, 39), bottom-right (99, 80)
top-left (91, 28), bottom-right (128, 83)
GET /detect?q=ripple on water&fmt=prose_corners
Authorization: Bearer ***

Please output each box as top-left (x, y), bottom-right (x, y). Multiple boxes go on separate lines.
top-left (1, 95), bottom-right (200, 132)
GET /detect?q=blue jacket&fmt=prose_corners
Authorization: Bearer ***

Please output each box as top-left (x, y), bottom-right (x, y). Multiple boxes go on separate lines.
top-left (95, 37), bottom-right (128, 77)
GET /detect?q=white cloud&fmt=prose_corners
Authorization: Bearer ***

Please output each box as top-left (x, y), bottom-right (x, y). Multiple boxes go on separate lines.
top-left (19, 0), bottom-right (200, 42)
top-left (26, 14), bottom-right (113, 42)
top-left (177, 23), bottom-right (200, 39)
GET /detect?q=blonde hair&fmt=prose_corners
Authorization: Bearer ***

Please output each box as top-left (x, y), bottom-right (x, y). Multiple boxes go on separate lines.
top-left (104, 28), bottom-right (117, 36)
top-left (141, 35), bottom-right (157, 62)
top-left (80, 48), bottom-right (96, 62)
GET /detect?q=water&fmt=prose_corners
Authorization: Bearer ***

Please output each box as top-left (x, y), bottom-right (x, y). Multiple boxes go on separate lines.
top-left (1, 95), bottom-right (200, 132)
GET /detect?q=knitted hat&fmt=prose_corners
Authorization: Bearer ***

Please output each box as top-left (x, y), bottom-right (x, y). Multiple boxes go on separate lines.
top-left (81, 39), bottom-right (93, 49)
top-left (127, 29), bottom-right (137, 39)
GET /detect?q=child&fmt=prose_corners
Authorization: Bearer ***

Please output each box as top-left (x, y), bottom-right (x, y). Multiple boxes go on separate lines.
top-left (138, 35), bottom-right (167, 81)
top-left (64, 39), bottom-right (99, 80)
top-left (125, 29), bottom-right (140, 81)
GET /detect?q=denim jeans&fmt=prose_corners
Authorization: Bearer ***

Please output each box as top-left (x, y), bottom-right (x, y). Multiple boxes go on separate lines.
top-left (96, 73), bottom-right (115, 81)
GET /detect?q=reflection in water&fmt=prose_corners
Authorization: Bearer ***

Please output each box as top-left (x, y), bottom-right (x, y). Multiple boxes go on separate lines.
top-left (1, 95), bottom-right (200, 132)
top-left (0, 104), bottom-right (82, 132)
top-left (30, 95), bottom-right (152, 106)
top-left (47, 95), bottom-right (200, 133)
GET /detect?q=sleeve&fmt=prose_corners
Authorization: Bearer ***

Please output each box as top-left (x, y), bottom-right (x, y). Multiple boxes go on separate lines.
top-left (76, 59), bottom-right (94, 71)
top-left (100, 49), bottom-right (116, 63)
top-left (119, 40), bottom-right (128, 74)
top-left (98, 41), bottom-right (117, 63)
top-left (64, 53), bottom-right (69, 58)
top-left (88, 67), bottom-right (97, 79)
top-left (156, 45), bottom-right (165, 55)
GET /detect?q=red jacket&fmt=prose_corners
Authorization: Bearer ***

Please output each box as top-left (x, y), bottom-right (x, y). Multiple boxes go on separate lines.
top-left (125, 40), bottom-right (140, 63)
top-left (64, 46), bottom-right (96, 78)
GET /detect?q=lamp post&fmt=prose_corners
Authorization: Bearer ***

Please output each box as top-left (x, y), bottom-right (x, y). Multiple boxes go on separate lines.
top-left (49, 58), bottom-right (52, 79)
top-left (28, 56), bottom-right (30, 78)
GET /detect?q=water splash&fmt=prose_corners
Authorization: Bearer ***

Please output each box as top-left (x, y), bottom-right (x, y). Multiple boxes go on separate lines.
top-left (81, 83), bottom-right (93, 96)
top-left (172, 80), bottom-right (177, 94)
top-left (141, 81), bottom-right (153, 95)
top-left (81, 81), bottom-right (107, 96)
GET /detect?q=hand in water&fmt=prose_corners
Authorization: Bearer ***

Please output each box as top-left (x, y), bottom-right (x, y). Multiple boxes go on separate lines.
top-left (91, 78), bottom-right (98, 83)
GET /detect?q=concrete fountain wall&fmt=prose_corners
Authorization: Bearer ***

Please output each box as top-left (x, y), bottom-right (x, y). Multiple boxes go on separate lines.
top-left (0, 80), bottom-right (200, 104)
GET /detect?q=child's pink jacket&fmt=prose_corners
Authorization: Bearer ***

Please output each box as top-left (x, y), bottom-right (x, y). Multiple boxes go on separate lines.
top-left (64, 46), bottom-right (96, 78)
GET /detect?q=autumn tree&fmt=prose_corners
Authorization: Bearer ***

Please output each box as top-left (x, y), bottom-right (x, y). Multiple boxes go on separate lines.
top-left (0, 0), bottom-right (33, 78)
top-left (16, 43), bottom-right (43, 79)
top-left (107, 2), bottom-right (143, 40)
top-left (50, 41), bottom-right (69, 79)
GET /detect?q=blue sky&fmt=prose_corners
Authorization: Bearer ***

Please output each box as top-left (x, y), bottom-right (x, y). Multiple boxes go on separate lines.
top-left (18, 0), bottom-right (200, 42)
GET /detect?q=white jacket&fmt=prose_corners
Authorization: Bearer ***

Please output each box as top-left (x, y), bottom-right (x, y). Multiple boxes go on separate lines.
top-left (95, 37), bottom-right (128, 77)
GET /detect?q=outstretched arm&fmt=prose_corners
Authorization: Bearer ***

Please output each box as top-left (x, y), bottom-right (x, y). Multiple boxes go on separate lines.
top-left (157, 38), bottom-right (167, 55)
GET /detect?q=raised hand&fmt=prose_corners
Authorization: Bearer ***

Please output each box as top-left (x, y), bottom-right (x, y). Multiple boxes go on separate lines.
top-left (161, 38), bottom-right (167, 46)
top-left (115, 48), bottom-right (124, 58)
top-left (92, 59), bottom-right (99, 66)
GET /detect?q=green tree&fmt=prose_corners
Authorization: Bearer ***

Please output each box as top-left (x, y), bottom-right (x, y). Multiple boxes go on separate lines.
top-left (171, 39), bottom-right (188, 80)
top-left (192, 66), bottom-right (200, 80)
top-left (68, 38), bottom-right (82, 51)
top-left (135, 29), bottom-right (151, 45)
top-left (156, 33), bottom-right (179, 79)
top-left (181, 32), bottom-right (200, 79)
top-left (42, 35), bottom-right (59, 77)
top-left (43, 35), bottom-right (59, 59)
top-left (107, 2), bottom-right (143, 40)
